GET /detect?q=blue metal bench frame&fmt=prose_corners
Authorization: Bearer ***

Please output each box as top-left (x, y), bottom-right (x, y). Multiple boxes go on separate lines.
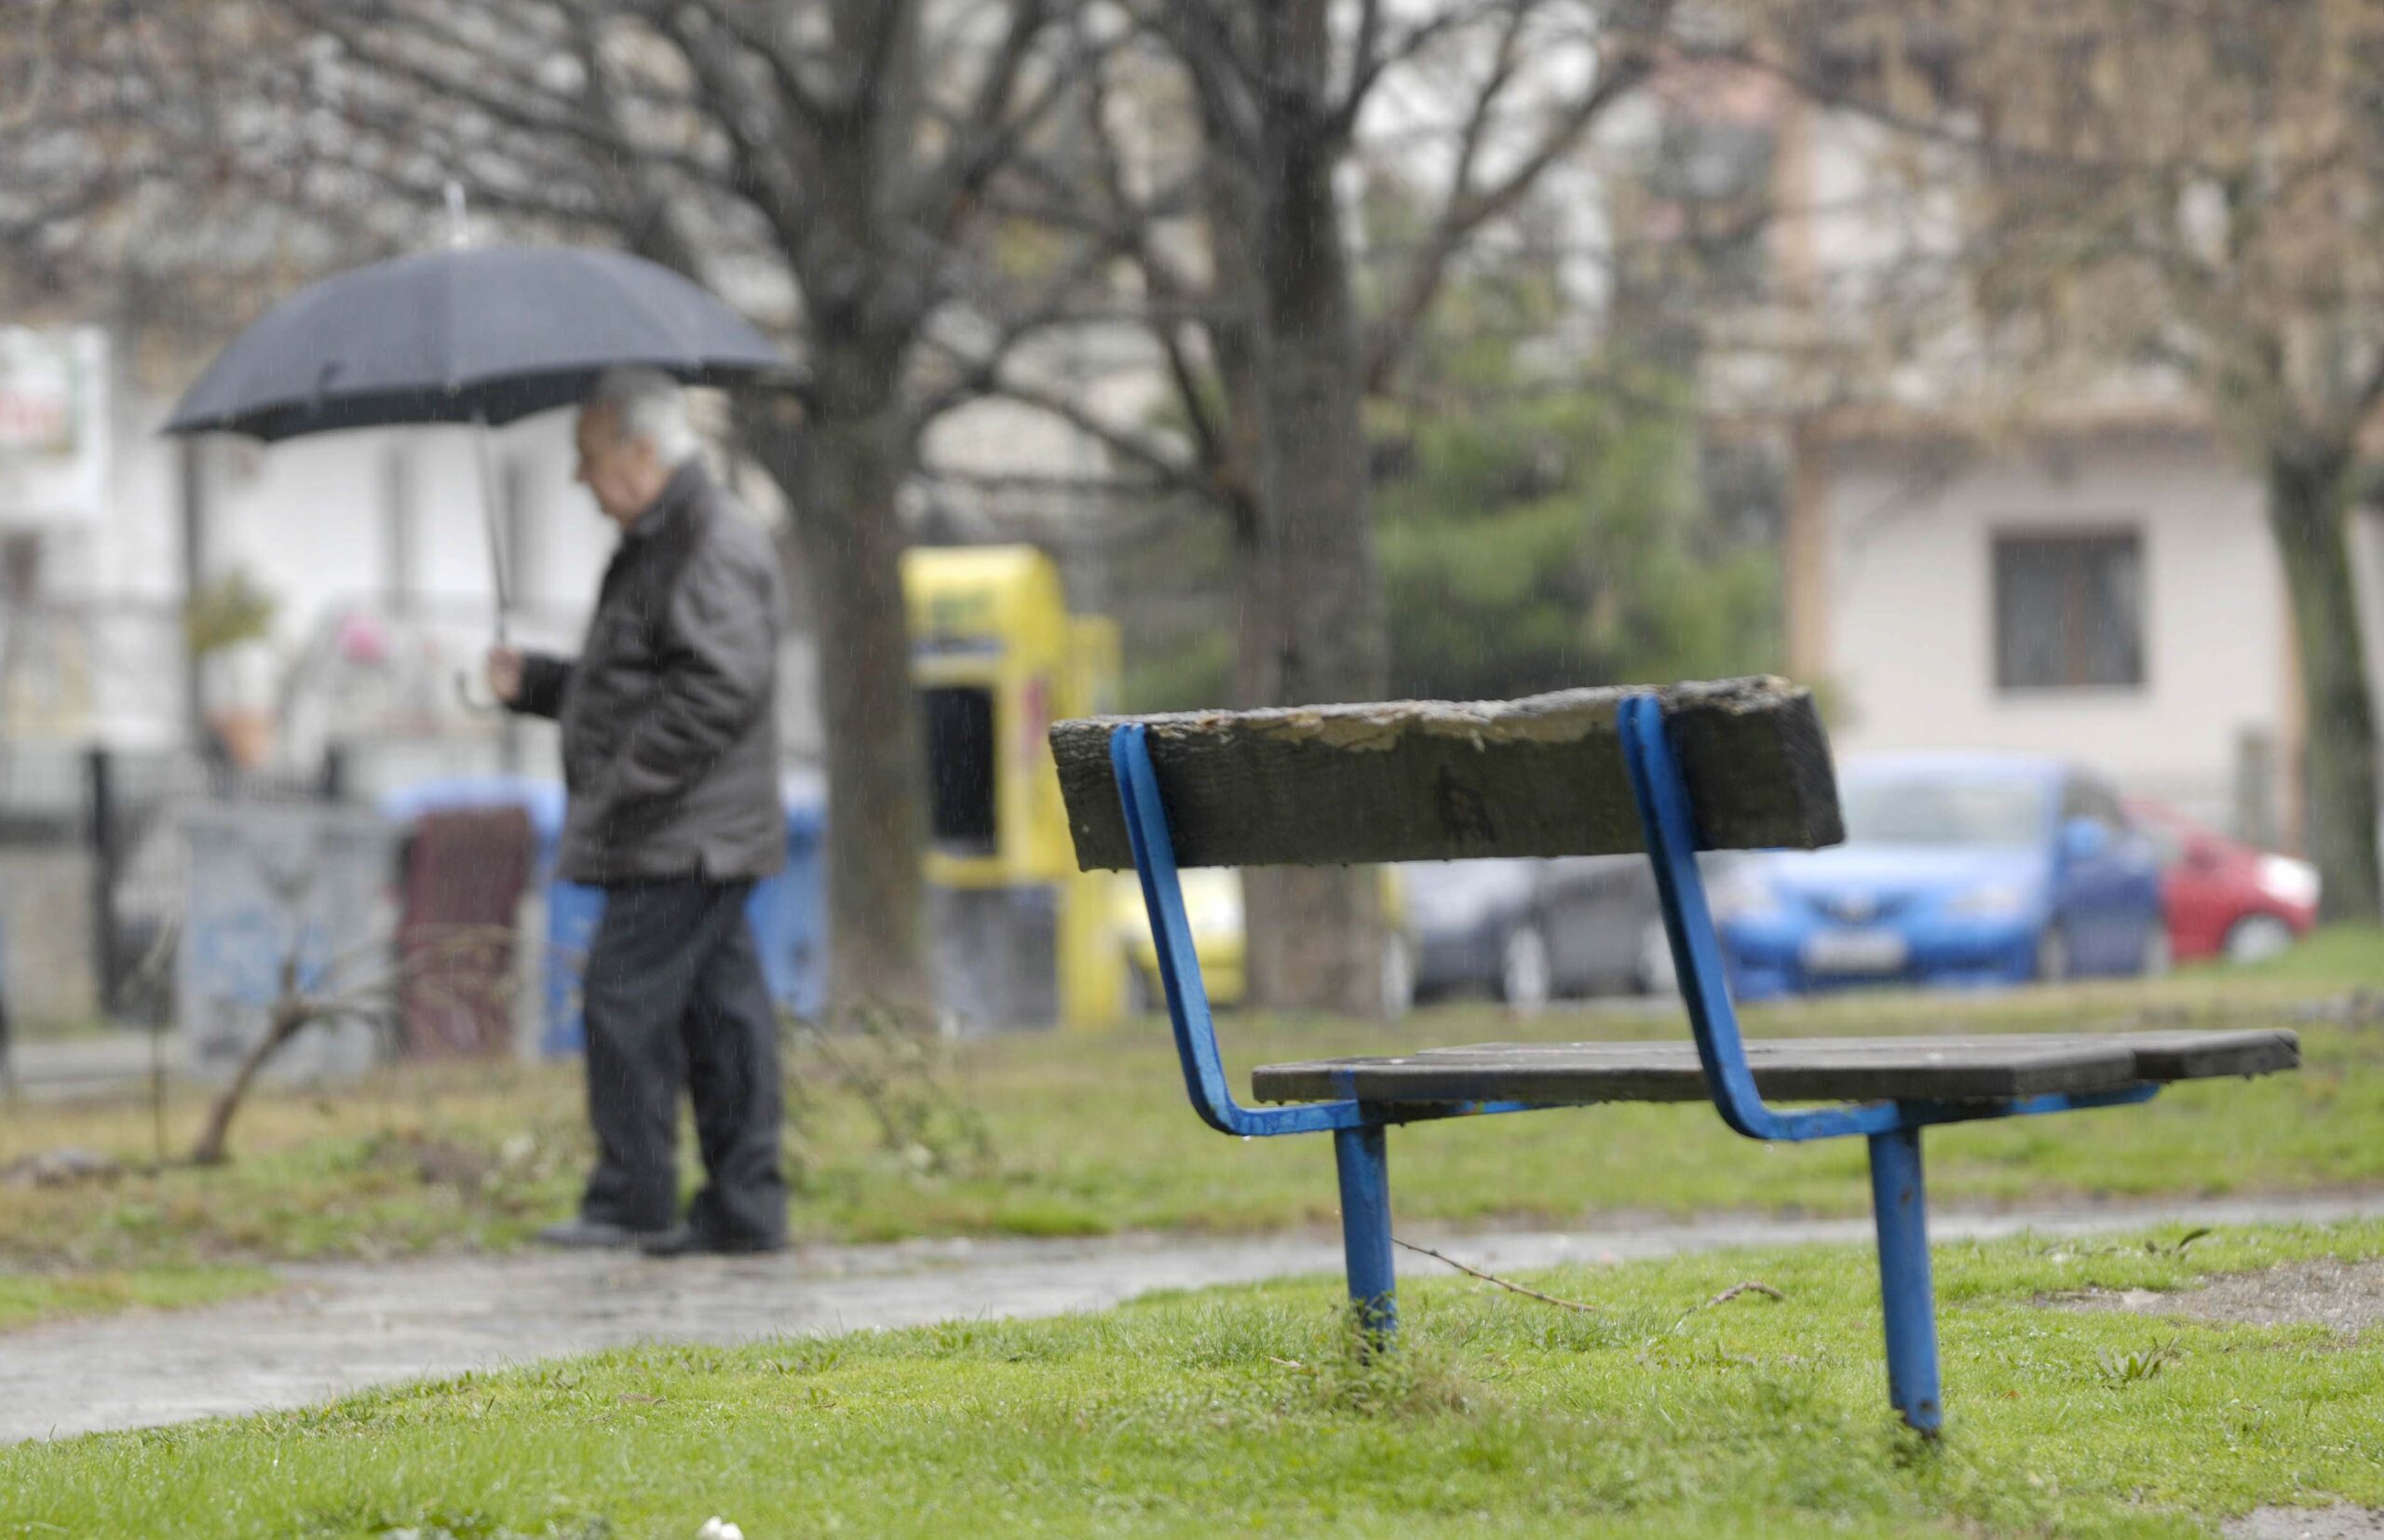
top-left (1110, 693), bottom-right (2166, 1435)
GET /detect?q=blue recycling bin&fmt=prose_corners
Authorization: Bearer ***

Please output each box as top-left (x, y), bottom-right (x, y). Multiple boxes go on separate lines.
top-left (378, 776), bottom-right (826, 1058)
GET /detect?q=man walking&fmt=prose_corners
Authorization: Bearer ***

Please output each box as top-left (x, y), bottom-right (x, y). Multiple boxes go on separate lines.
top-left (489, 368), bottom-right (789, 1256)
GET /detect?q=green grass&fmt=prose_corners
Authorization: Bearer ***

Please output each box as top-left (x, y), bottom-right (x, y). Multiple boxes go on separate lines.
top-left (7, 1221), bottom-right (2382, 1538)
top-left (6, 1014), bottom-right (115, 1045)
top-left (4, 936), bottom-right (2382, 1277)
top-left (0, 1263), bottom-right (277, 1331)
top-left (2231, 923), bottom-right (2384, 983)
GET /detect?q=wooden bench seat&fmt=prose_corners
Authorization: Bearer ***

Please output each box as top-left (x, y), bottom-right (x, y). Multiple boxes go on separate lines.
top-left (1254, 1028), bottom-right (2298, 1107)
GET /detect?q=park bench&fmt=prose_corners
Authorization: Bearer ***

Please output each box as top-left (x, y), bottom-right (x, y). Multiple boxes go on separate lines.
top-left (1050, 678), bottom-right (2298, 1436)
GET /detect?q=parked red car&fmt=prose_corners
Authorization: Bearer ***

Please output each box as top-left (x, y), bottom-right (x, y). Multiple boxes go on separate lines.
top-left (2124, 798), bottom-right (2319, 964)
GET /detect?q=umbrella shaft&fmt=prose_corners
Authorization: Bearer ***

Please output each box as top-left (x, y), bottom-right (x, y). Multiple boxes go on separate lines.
top-left (471, 416), bottom-right (512, 644)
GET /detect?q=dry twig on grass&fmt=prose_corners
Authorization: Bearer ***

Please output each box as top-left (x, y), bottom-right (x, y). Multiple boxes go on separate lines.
top-left (1392, 1237), bottom-right (1602, 1315)
top-left (1666, 1280), bottom-right (1788, 1335)
top-left (188, 924), bottom-right (519, 1167)
top-left (1393, 1237), bottom-right (1790, 1335)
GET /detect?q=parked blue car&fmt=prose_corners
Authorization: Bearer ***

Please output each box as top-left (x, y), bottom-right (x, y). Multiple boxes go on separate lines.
top-left (1712, 753), bottom-right (2167, 998)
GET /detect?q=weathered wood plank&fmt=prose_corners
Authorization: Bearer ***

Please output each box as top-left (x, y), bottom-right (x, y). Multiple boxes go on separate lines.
top-left (1051, 676), bottom-right (1840, 871)
top-left (1248, 1029), bottom-right (2297, 1107)
top-left (1957, 1031), bottom-right (2300, 1084)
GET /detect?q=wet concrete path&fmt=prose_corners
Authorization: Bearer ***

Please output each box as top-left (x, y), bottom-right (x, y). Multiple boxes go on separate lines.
top-left (7, 1191), bottom-right (2381, 1444)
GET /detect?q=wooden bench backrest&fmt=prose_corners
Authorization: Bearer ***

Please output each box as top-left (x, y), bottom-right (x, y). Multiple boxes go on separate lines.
top-left (1051, 677), bottom-right (1842, 871)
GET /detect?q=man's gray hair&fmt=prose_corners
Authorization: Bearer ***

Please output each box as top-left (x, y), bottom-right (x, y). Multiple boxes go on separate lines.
top-left (588, 367), bottom-right (701, 466)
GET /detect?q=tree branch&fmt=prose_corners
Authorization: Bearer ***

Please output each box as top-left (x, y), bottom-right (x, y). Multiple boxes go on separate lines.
top-left (643, 5), bottom-right (814, 256)
top-left (1336, 0), bottom-right (1513, 131)
top-left (909, 0), bottom-right (1068, 245)
top-left (1154, 0), bottom-right (1263, 158)
top-left (926, 346), bottom-right (1220, 503)
top-left (308, 10), bottom-right (729, 194)
top-left (1364, 5), bottom-right (1666, 391)
top-left (665, 0), bottom-right (837, 133)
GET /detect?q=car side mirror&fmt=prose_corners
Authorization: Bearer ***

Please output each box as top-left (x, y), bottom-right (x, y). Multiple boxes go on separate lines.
top-left (2060, 817), bottom-right (2110, 864)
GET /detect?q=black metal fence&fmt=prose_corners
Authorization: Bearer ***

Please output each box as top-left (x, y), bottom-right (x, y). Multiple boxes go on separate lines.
top-left (0, 740), bottom-right (338, 1030)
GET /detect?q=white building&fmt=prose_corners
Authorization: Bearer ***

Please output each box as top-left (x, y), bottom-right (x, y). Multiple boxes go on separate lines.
top-left (1727, 80), bottom-right (2384, 850)
top-left (1784, 403), bottom-right (2384, 844)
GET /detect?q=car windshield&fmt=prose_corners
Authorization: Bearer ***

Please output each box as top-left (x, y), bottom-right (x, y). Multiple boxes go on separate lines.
top-left (1840, 773), bottom-right (2046, 849)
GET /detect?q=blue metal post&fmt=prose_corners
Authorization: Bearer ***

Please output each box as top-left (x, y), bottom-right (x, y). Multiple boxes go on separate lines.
top-left (1618, 696), bottom-right (1904, 1146)
top-left (1867, 1124), bottom-right (1943, 1435)
top-left (1334, 1124), bottom-right (1398, 1341)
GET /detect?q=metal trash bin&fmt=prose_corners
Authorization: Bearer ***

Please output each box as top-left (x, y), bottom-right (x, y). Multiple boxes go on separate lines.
top-left (378, 775), bottom-right (561, 1059)
top-left (377, 775), bottom-right (825, 1057)
top-left (396, 805), bottom-right (535, 1059)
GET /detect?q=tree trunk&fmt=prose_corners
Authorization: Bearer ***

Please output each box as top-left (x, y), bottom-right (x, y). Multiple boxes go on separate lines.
top-left (760, 339), bottom-right (933, 1015)
top-left (2268, 445), bottom-right (2383, 922)
top-left (1204, 141), bottom-right (1276, 712)
top-left (1237, 0), bottom-right (1393, 1017)
top-left (1227, 520), bottom-right (1280, 707)
top-left (1201, 142), bottom-right (1278, 709)
top-left (189, 998), bottom-right (308, 1166)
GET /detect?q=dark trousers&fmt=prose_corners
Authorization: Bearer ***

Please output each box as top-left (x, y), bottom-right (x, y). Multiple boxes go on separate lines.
top-left (579, 878), bottom-right (787, 1244)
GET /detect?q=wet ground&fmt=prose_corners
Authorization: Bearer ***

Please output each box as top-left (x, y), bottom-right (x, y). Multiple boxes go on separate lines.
top-left (7, 1191), bottom-right (2383, 1444)
top-left (2226, 1506), bottom-right (2384, 1539)
top-left (3, 1031), bottom-right (172, 1103)
top-left (2066, 1254), bottom-right (2384, 1336)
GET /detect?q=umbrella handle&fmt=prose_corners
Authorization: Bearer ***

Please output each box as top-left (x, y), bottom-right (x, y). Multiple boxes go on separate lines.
top-left (454, 665), bottom-right (505, 716)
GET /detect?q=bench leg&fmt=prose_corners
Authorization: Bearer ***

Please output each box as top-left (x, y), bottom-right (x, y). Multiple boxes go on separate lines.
top-left (1866, 1124), bottom-right (1943, 1436)
top-left (1334, 1124), bottom-right (1397, 1342)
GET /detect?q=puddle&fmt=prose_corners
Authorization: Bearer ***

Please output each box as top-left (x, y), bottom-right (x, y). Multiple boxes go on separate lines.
top-left (2225, 1506), bottom-right (2384, 1539)
top-left (10, 1190), bottom-right (2384, 1444)
top-left (2060, 1257), bottom-right (2384, 1335)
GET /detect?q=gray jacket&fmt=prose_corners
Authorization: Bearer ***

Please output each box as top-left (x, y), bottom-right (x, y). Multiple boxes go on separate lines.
top-left (511, 461), bottom-right (786, 885)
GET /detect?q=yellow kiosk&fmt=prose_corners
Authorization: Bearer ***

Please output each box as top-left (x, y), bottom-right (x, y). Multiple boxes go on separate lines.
top-left (902, 546), bottom-right (1121, 1030)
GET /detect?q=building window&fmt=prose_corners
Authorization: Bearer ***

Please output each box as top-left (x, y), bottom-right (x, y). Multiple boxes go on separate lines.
top-left (1994, 531), bottom-right (2145, 691)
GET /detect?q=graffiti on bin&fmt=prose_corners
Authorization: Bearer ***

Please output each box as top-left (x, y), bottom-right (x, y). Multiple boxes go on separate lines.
top-left (186, 901), bottom-right (334, 1007)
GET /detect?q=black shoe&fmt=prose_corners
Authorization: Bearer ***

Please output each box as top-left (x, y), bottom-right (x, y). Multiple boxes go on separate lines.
top-left (638, 1224), bottom-right (789, 1259)
top-left (537, 1217), bottom-right (666, 1250)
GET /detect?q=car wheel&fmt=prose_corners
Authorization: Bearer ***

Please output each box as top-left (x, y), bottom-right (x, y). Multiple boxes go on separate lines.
top-left (1634, 916), bottom-right (1679, 996)
top-left (2137, 922), bottom-right (2172, 978)
top-left (1126, 961), bottom-right (1157, 1017)
top-left (1499, 925), bottom-right (1554, 1013)
top-left (1380, 934), bottom-right (1416, 1020)
top-left (2223, 912), bottom-right (2296, 966)
top-left (2034, 926), bottom-right (2068, 984)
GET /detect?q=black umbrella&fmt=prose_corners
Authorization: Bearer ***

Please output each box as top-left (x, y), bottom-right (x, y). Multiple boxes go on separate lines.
top-left (164, 242), bottom-right (798, 649)
top-left (164, 243), bottom-right (797, 439)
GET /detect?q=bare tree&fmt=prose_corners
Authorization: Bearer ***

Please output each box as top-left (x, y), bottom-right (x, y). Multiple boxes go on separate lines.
top-left (0, 5), bottom-right (305, 331)
top-left (15, 1), bottom-right (1699, 1015)
top-left (189, 925), bottom-right (515, 1166)
top-left (5, 2), bottom-right (1122, 1012)
top-left (973, 0), bottom-right (1674, 1011)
